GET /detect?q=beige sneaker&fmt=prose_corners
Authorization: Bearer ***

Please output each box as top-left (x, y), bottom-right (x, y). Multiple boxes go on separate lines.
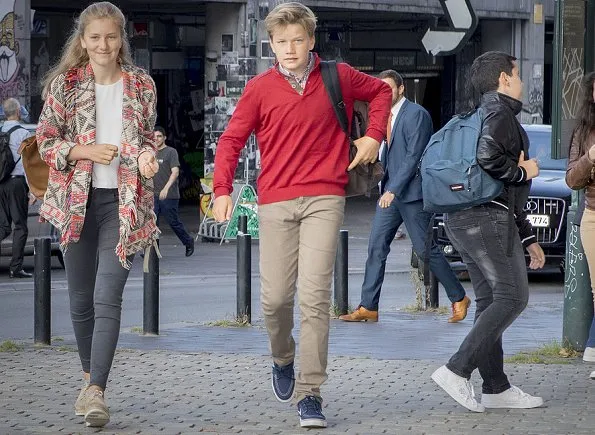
top-left (84, 389), bottom-right (110, 427)
top-left (74, 380), bottom-right (90, 416)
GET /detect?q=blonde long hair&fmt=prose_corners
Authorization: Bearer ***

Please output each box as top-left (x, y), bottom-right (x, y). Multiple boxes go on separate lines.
top-left (41, 1), bottom-right (134, 99)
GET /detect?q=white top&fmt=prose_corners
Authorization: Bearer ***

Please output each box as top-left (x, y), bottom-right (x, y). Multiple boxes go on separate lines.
top-left (92, 79), bottom-right (123, 188)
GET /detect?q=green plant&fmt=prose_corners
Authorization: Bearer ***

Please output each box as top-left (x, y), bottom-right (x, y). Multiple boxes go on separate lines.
top-left (504, 340), bottom-right (579, 364)
top-left (0, 340), bottom-right (22, 352)
top-left (208, 314), bottom-right (251, 327)
top-left (329, 302), bottom-right (354, 318)
top-left (130, 326), bottom-right (143, 334)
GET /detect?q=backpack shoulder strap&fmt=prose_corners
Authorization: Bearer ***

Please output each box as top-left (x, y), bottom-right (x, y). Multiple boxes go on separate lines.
top-left (320, 60), bottom-right (349, 135)
top-left (4, 125), bottom-right (24, 136)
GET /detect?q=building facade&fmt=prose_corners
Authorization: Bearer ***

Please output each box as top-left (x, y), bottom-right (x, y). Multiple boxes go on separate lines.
top-left (8, 0), bottom-right (555, 200)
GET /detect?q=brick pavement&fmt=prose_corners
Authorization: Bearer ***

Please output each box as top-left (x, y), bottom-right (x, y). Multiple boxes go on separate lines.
top-left (0, 345), bottom-right (593, 434)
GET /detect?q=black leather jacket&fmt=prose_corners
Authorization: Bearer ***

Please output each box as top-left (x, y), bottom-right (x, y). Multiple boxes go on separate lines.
top-left (477, 91), bottom-right (536, 247)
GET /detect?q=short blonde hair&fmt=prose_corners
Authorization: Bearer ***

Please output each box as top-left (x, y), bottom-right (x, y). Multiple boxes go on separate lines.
top-left (264, 2), bottom-right (317, 38)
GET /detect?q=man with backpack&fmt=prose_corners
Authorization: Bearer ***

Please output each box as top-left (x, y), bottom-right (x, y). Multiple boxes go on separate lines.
top-left (0, 98), bottom-right (34, 278)
top-left (430, 51), bottom-right (545, 412)
top-left (212, 3), bottom-right (391, 427)
top-left (339, 70), bottom-right (469, 323)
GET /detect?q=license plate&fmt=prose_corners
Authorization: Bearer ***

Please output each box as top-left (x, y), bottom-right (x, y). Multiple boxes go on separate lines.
top-left (527, 214), bottom-right (550, 227)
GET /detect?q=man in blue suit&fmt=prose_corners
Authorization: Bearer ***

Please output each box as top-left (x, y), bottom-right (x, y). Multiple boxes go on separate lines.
top-left (340, 70), bottom-right (470, 323)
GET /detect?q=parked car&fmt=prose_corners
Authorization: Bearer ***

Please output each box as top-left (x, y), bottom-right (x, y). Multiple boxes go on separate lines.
top-left (0, 122), bottom-right (63, 267)
top-left (434, 124), bottom-right (571, 274)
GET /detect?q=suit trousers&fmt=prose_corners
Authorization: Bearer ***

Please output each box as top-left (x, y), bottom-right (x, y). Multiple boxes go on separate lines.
top-left (258, 195), bottom-right (345, 402)
top-left (360, 198), bottom-right (466, 311)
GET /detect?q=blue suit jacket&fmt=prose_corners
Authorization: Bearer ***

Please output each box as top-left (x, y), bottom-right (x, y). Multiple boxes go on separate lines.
top-left (381, 99), bottom-right (433, 203)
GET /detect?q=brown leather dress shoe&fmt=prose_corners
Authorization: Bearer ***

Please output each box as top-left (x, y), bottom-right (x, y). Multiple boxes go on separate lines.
top-left (448, 295), bottom-right (471, 323)
top-left (338, 306), bottom-right (378, 322)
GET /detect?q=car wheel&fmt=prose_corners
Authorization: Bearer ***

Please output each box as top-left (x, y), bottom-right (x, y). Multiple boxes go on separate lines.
top-left (56, 251), bottom-right (65, 268)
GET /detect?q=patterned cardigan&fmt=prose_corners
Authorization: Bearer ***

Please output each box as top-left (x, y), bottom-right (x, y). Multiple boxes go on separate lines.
top-left (36, 63), bottom-right (159, 268)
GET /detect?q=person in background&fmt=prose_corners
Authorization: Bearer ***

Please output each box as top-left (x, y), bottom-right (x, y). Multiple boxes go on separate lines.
top-left (565, 71), bottom-right (595, 380)
top-left (339, 70), bottom-right (469, 324)
top-left (153, 126), bottom-right (194, 257)
top-left (0, 98), bottom-right (34, 278)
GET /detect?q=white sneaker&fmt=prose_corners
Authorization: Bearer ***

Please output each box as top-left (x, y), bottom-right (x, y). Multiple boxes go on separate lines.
top-left (431, 365), bottom-right (485, 412)
top-left (481, 385), bottom-right (543, 409)
top-left (590, 370), bottom-right (595, 380)
top-left (583, 347), bottom-right (595, 362)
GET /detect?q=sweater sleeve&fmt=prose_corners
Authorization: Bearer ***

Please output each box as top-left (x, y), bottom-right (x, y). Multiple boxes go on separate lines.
top-left (566, 131), bottom-right (594, 190)
top-left (36, 74), bottom-right (77, 172)
top-left (214, 80), bottom-right (260, 197)
top-left (339, 63), bottom-right (392, 143)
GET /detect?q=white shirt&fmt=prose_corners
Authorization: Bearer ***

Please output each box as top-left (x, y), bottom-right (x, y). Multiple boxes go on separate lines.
top-left (379, 97), bottom-right (407, 161)
top-left (92, 79), bottom-right (123, 188)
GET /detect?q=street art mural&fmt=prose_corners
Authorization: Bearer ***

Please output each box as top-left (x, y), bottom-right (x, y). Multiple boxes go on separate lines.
top-left (0, 0), bottom-right (28, 107)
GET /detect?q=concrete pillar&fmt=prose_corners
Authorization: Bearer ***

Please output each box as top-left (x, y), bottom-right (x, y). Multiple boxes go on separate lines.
top-left (0, 0), bottom-right (30, 111)
top-left (520, 1), bottom-right (545, 124)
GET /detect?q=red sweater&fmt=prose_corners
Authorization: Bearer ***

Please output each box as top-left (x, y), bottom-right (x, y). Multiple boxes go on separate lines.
top-left (214, 55), bottom-right (392, 204)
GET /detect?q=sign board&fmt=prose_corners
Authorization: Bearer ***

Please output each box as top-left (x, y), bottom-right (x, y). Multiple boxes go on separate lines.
top-left (223, 184), bottom-right (259, 241)
top-left (421, 0), bottom-right (478, 56)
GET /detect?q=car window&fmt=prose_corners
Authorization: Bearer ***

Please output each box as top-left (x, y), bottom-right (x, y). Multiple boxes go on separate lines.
top-left (526, 130), bottom-right (567, 171)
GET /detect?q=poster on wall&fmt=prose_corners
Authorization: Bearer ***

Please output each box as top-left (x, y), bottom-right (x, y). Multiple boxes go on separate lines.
top-left (221, 34), bottom-right (234, 52)
top-left (261, 40), bottom-right (275, 59)
top-left (226, 80), bottom-right (245, 97)
top-left (221, 51), bottom-right (239, 65)
top-left (238, 58), bottom-right (257, 76)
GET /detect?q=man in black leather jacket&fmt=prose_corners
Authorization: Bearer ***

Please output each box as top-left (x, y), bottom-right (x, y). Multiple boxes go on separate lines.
top-left (431, 51), bottom-right (546, 412)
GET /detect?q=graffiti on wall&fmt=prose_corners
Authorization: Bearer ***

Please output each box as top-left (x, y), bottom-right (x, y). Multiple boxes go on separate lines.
top-left (0, 0), bottom-right (27, 105)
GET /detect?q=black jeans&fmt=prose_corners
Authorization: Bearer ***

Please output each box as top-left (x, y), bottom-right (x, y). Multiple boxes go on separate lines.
top-left (444, 206), bottom-right (529, 394)
top-left (64, 188), bottom-right (133, 389)
top-left (0, 176), bottom-right (29, 272)
top-left (154, 197), bottom-right (193, 247)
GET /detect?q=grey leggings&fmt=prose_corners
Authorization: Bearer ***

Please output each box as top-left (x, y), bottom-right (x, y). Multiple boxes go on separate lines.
top-left (64, 188), bottom-right (133, 389)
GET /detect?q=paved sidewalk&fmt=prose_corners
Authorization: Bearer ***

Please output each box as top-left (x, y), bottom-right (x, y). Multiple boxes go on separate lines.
top-left (0, 345), bottom-right (593, 434)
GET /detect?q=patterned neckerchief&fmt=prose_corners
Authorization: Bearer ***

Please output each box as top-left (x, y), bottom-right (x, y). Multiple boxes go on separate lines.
top-left (277, 52), bottom-right (315, 93)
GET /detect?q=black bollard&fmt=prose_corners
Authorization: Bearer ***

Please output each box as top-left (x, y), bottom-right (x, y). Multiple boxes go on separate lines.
top-left (334, 230), bottom-right (349, 316)
top-left (238, 214), bottom-right (248, 235)
top-left (34, 238), bottom-right (51, 345)
top-left (143, 243), bottom-right (159, 335)
top-left (427, 224), bottom-right (439, 308)
top-left (428, 272), bottom-right (439, 309)
top-left (237, 233), bottom-right (252, 323)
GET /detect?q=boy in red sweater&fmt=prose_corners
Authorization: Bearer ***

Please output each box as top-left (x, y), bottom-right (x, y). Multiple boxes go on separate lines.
top-left (213, 2), bottom-right (391, 428)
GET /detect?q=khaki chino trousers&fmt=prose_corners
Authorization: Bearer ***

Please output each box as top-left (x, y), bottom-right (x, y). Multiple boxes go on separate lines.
top-left (259, 195), bottom-right (345, 402)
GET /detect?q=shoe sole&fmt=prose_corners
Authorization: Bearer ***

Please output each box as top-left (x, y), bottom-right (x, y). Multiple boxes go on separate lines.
top-left (431, 369), bottom-right (485, 413)
top-left (84, 409), bottom-right (110, 427)
top-left (338, 317), bottom-right (378, 322)
top-left (481, 400), bottom-right (544, 409)
top-left (75, 409), bottom-right (84, 416)
top-left (583, 355), bottom-right (595, 362)
top-left (300, 418), bottom-right (327, 428)
top-left (271, 377), bottom-right (293, 403)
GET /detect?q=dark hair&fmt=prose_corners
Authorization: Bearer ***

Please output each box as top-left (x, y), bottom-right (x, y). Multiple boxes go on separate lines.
top-left (470, 51), bottom-right (517, 95)
top-left (572, 72), bottom-right (595, 155)
top-left (154, 126), bottom-right (166, 136)
top-left (378, 70), bottom-right (403, 88)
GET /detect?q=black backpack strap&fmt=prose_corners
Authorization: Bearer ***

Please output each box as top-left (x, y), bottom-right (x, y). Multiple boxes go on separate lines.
top-left (320, 60), bottom-right (349, 135)
top-left (3, 125), bottom-right (25, 166)
top-left (5, 125), bottom-right (24, 136)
